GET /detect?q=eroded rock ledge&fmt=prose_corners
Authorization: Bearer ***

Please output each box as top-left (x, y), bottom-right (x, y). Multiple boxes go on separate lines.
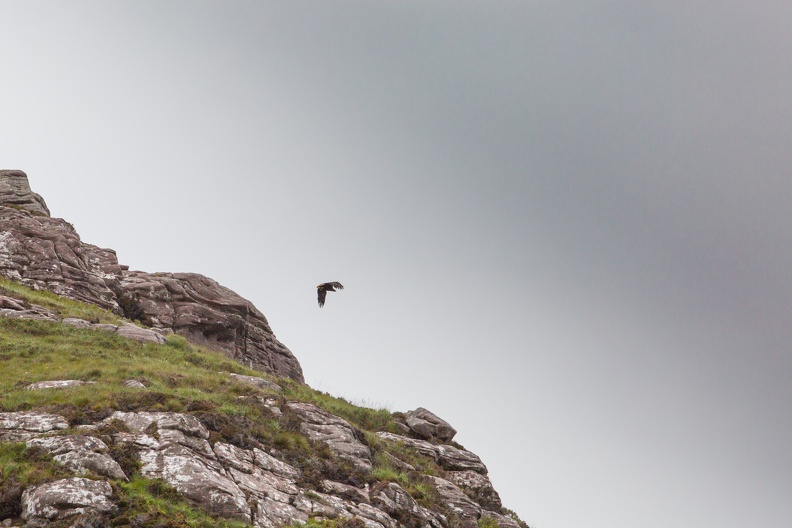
top-left (0, 170), bottom-right (303, 382)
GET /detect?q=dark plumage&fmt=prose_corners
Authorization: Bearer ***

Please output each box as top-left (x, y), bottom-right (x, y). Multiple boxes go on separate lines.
top-left (317, 282), bottom-right (344, 307)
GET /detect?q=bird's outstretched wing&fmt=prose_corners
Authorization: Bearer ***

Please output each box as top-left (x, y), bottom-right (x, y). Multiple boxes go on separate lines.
top-left (317, 282), bottom-right (344, 307)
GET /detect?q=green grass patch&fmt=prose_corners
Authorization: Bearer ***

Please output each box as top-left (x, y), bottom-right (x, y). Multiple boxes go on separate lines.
top-left (0, 443), bottom-right (72, 519)
top-left (113, 476), bottom-right (251, 527)
top-left (0, 276), bottom-right (122, 324)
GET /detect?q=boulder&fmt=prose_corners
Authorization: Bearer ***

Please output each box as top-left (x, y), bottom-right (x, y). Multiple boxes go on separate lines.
top-left (21, 477), bottom-right (116, 526)
top-left (404, 407), bottom-right (457, 443)
top-left (25, 380), bottom-right (95, 390)
top-left (228, 372), bottom-right (283, 392)
top-left (116, 322), bottom-right (166, 344)
top-left (121, 379), bottom-right (147, 389)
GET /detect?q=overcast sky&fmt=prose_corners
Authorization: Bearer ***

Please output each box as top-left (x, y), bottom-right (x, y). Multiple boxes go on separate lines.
top-left (3, 2), bottom-right (792, 527)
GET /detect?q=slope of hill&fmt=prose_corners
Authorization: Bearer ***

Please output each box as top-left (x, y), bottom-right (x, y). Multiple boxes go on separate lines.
top-left (0, 171), bottom-right (526, 528)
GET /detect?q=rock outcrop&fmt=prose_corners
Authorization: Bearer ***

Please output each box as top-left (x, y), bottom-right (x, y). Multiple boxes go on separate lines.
top-left (0, 170), bottom-right (526, 528)
top-left (0, 170), bottom-right (49, 216)
top-left (0, 170), bottom-right (303, 382)
top-left (404, 407), bottom-right (458, 443)
top-left (0, 400), bottom-right (520, 528)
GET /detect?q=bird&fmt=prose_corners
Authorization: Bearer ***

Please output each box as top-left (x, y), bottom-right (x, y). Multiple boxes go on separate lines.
top-left (317, 282), bottom-right (344, 307)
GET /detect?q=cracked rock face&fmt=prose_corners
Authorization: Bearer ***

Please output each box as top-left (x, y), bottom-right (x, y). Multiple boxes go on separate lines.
top-left (27, 435), bottom-right (128, 481)
top-left (0, 170), bottom-right (50, 216)
top-left (0, 406), bottom-right (519, 528)
top-left (0, 411), bottom-right (69, 441)
top-left (0, 171), bottom-right (303, 382)
top-left (286, 402), bottom-right (373, 471)
top-left (377, 432), bottom-right (489, 474)
top-left (119, 271), bottom-right (303, 381)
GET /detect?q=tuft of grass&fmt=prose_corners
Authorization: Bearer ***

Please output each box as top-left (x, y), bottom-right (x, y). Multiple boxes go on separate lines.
top-left (478, 516), bottom-right (500, 528)
top-left (0, 443), bottom-right (73, 519)
top-left (113, 476), bottom-right (251, 527)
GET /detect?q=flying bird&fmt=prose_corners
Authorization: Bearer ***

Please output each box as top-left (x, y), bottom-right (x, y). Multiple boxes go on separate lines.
top-left (317, 282), bottom-right (344, 307)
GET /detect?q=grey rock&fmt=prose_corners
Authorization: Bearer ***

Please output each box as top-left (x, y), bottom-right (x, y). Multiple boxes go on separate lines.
top-left (21, 477), bottom-right (116, 525)
top-left (62, 317), bottom-right (93, 328)
top-left (251, 497), bottom-right (308, 528)
top-left (0, 411), bottom-right (69, 441)
top-left (377, 432), bottom-right (488, 474)
top-left (107, 412), bottom-right (251, 521)
top-left (405, 407), bottom-right (457, 443)
top-left (446, 470), bottom-right (503, 512)
top-left (0, 294), bottom-right (26, 310)
top-left (371, 482), bottom-right (446, 528)
top-left (116, 322), bottom-right (166, 344)
top-left (428, 476), bottom-right (482, 528)
top-left (252, 447), bottom-right (302, 480)
top-left (141, 443), bottom-right (251, 521)
top-left (25, 380), bottom-right (95, 390)
top-left (27, 435), bottom-right (128, 481)
top-left (322, 479), bottom-right (370, 504)
top-left (121, 379), bottom-right (147, 389)
top-left (0, 299), bottom-right (59, 322)
top-left (286, 402), bottom-right (373, 471)
top-left (228, 372), bottom-right (283, 392)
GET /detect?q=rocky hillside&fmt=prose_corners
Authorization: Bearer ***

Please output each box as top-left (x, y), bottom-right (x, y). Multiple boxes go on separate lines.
top-left (0, 171), bottom-right (527, 528)
top-left (0, 170), bottom-right (302, 382)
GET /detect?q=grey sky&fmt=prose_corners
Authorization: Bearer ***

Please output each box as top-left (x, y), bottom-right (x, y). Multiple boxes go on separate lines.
top-left (3, 2), bottom-right (792, 527)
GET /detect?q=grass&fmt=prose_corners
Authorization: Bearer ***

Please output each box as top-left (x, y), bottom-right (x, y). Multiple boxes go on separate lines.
top-left (0, 276), bottom-right (122, 324)
top-left (0, 443), bottom-right (73, 518)
top-left (113, 477), bottom-right (251, 528)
